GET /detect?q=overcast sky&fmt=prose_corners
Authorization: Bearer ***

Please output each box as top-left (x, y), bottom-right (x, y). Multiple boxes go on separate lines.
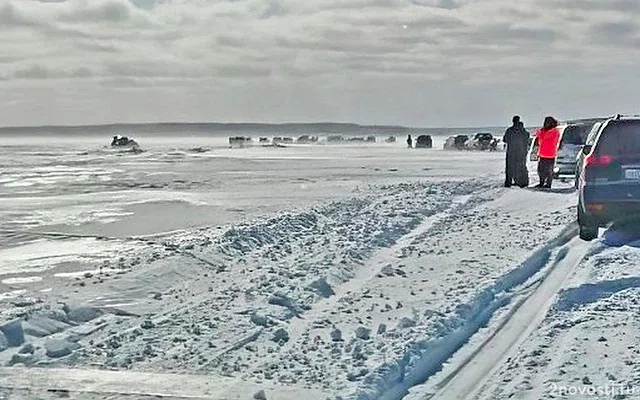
top-left (0, 0), bottom-right (639, 127)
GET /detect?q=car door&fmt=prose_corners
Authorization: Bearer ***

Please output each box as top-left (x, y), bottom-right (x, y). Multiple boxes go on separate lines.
top-left (576, 122), bottom-right (603, 175)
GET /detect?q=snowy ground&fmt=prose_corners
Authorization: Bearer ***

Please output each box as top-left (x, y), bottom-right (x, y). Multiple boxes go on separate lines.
top-left (1, 134), bottom-right (637, 400)
top-left (432, 221), bottom-right (640, 400)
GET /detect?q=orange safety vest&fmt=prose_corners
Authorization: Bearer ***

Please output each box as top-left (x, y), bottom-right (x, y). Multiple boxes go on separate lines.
top-left (536, 127), bottom-right (561, 159)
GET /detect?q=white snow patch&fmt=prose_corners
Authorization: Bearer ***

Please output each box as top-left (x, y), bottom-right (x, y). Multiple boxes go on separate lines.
top-left (1, 276), bottom-right (43, 285)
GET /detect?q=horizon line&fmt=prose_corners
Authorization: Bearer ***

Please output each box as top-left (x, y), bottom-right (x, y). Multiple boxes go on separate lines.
top-left (0, 120), bottom-right (507, 131)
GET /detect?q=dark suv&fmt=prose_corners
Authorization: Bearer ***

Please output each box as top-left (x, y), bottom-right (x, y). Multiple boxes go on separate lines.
top-left (577, 115), bottom-right (640, 240)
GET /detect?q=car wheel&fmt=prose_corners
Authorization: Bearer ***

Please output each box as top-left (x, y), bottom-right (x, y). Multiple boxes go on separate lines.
top-left (577, 202), bottom-right (598, 241)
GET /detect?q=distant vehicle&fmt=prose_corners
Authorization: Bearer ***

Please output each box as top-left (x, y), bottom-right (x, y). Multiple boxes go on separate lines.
top-left (443, 135), bottom-right (469, 150)
top-left (385, 136), bottom-right (397, 143)
top-left (553, 123), bottom-right (593, 178)
top-left (365, 135), bottom-right (376, 143)
top-left (327, 135), bottom-right (344, 142)
top-left (259, 137), bottom-right (270, 145)
top-left (470, 133), bottom-right (494, 150)
top-left (577, 114), bottom-right (640, 240)
top-left (296, 135), bottom-right (318, 144)
top-left (273, 137), bottom-right (294, 145)
top-left (575, 121), bottom-right (605, 187)
top-left (415, 135), bottom-right (433, 148)
top-left (228, 136), bottom-right (252, 148)
top-left (111, 135), bottom-right (139, 148)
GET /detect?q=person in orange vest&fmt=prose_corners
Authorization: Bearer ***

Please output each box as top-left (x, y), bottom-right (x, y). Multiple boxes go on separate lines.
top-left (535, 116), bottom-right (561, 188)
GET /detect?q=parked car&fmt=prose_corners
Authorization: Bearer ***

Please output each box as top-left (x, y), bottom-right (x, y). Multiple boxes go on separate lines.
top-left (443, 135), bottom-right (469, 150)
top-left (273, 136), bottom-right (294, 144)
top-left (574, 121), bottom-right (604, 187)
top-left (415, 135), bottom-right (433, 148)
top-left (466, 133), bottom-right (493, 150)
top-left (552, 123), bottom-right (593, 178)
top-left (229, 136), bottom-right (252, 148)
top-left (296, 135), bottom-right (319, 144)
top-left (577, 114), bottom-right (640, 240)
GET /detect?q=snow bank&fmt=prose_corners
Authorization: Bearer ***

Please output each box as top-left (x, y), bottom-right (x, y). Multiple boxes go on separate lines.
top-left (475, 223), bottom-right (640, 400)
top-left (351, 224), bottom-right (577, 400)
top-left (0, 177), bottom-right (582, 399)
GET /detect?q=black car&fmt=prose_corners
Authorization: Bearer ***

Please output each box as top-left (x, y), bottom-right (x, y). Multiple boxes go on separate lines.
top-left (577, 115), bottom-right (640, 240)
top-left (574, 121), bottom-right (604, 187)
top-left (415, 135), bottom-right (433, 148)
top-left (473, 133), bottom-right (493, 150)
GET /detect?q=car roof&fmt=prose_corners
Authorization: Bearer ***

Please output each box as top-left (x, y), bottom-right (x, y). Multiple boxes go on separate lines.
top-left (607, 114), bottom-right (640, 122)
top-left (590, 116), bottom-right (635, 147)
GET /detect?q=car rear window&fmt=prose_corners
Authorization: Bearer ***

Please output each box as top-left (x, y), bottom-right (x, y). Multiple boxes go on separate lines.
top-left (561, 125), bottom-right (589, 145)
top-left (596, 121), bottom-right (640, 156)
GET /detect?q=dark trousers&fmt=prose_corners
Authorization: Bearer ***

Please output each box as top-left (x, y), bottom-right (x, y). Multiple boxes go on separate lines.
top-left (537, 157), bottom-right (555, 187)
top-left (505, 152), bottom-right (528, 187)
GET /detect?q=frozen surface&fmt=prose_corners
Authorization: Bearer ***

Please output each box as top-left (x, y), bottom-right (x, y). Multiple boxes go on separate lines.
top-left (2, 133), bottom-right (628, 400)
top-left (463, 220), bottom-right (640, 400)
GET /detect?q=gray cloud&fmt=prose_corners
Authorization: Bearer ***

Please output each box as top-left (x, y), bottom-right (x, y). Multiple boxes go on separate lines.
top-left (0, 0), bottom-right (639, 127)
top-left (462, 24), bottom-right (564, 45)
top-left (11, 64), bottom-right (95, 80)
top-left (546, 0), bottom-right (640, 13)
top-left (588, 20), bottom-right (640, 47)
top-left (13, 65), bottom-right (54, 80)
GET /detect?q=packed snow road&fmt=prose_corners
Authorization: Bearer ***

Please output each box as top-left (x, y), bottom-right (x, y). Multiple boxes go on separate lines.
top-left (461, 221), bottom-right (640, 400)
top-left (1, 138), bottom-right (624, 400)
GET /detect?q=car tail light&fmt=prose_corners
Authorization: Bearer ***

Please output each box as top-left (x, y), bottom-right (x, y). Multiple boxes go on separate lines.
top-left (585, 154), bottom-right (615, 168)
top-left (586, 203), bottom-right (605, 213)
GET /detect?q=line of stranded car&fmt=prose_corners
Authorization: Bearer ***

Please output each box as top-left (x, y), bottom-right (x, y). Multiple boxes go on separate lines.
top-left (443, 133), bottom-right (502, 151)
top-left (110, 116), bottom-right (638, 242)
top-left (229, 133), bottom-right (504, 150)
top-left (514, 113), bottom-right (640, 242)
top-left (574, 114), bottom-right (640, 241)
top-left (229, 115), bottom-right (640, 243)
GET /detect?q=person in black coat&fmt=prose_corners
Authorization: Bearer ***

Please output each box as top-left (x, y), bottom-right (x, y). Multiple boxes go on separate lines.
top-left (503, 116), bottom-right (530, 187)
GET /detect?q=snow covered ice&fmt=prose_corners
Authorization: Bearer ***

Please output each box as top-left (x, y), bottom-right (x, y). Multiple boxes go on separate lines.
top-left (1, 134), bottom-right (639, 399)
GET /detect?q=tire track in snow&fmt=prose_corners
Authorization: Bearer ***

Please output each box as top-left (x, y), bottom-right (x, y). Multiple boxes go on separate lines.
top-left (277, 195), bottom-right (474, 355)
top-left (354, 223), bottom-right (581, 400)
top-left (406, 228), bottom-right (593, 400)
